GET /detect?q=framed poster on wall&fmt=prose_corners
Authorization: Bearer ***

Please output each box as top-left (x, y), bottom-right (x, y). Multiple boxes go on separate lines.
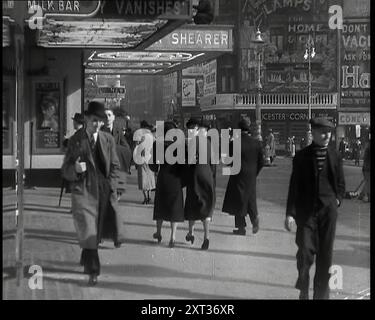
top-left (32, 78), bottom-right (64, 154)
top-left (3, 77), bottom-right (14, 155)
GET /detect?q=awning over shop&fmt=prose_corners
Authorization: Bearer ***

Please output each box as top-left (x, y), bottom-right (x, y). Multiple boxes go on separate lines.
top-left (83, 24), bottom-right (234, 75)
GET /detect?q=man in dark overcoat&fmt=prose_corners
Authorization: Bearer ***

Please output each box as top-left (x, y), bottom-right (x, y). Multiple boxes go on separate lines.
top-left (61, 101), bottom-right (125, 286)
top-left (222, 119), bottom-right (264, 235)
top-left (102, 108), bottom-right (132, 200)
top-left (285, 118), bottom-right (345, 299)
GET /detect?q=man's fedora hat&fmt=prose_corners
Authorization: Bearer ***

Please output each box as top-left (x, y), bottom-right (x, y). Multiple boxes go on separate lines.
top-left (71, 113), bottom-right (85, 124)
top-left (85, 101), bottom-right (106, 119)
top-left (186, 117), bottom-right (200, 129)
top-left (310, 117), bottom-right (335, 129)
top-left (199, 119), bottom-right (211, 130)
top-left (238, 118), bottom-right (251, 132)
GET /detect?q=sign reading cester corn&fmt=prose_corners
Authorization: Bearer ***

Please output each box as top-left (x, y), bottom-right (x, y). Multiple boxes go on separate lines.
top-left (148, 26), bottom-right (233, 51)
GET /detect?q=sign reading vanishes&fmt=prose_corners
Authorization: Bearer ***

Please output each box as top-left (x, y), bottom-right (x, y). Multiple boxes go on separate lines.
top-left (97, 0), bottom-right (192, 20)
top-left (148, 27), bottom-right (233, 51)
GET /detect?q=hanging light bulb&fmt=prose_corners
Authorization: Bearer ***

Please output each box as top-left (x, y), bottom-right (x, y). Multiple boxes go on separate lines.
top-left (311, 47), bottom-right (316, 58)
top-left (304, 49), bottom-right (309, 60)
top-left (254, 28), bottom-right (264, 44)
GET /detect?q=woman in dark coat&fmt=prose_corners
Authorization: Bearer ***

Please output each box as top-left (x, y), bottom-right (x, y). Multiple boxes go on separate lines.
top-left (184, 119), bottom-right (216, 250)
top-left (222, 119), bottom-right (264, 235)
top-left (150, 121), bottom-right (185, 248)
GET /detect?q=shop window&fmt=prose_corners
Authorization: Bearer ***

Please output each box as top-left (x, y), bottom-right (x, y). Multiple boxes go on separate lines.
top-left (32, 78), bottom-right (65, 154)
top-left (2, 77), bottom-right (14, 155)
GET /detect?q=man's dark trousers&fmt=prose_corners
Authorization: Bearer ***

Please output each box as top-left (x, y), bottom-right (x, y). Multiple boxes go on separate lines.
top-left (295, 200), bottom-right (337, 299)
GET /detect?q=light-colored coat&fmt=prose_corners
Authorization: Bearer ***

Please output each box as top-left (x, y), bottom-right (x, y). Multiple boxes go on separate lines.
top-left (62, 129), bottom-right (125, 249)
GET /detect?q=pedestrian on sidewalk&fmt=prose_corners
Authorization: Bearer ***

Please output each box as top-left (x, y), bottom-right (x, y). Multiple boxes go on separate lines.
top-left (352, 138), bottom-right (361, 166)
top-left (134, 120), bottom-right (156, 204)
top-left (150, 121), bottom-right (185, 248)
top-left (285, 117), bottom-right (345, 300)
top-left (265, 128), bottom-right (276, 165)
top-left (359, 141), bottom-right (370, 202)
top-left (184, 119), bottom-right (216, 250)
top-left (222, 118), bottom-right (264, 236)
top-left (61, 101), bottom-right (125, 286)
top-left (102, 107), bottom-right (132, 201)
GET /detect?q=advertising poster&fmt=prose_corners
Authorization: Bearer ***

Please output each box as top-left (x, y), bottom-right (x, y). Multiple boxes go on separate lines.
top-left (2, 80), bottom-right (11, 153)
top-left (203, 60), bottom-right (217, 97)
top-left (340, 19), bottom-right (370, 109)
top-left (34, 81), bottom-right (62, 150)
top-left (182, 78), bottom-right (196, 107)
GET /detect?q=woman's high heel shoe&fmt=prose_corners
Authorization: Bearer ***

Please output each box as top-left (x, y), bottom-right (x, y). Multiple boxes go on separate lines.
top-left (169, 240), bottom-right (175, 248)
top-left (185, 233), bottom-right (195, 244)
top-left (142, 198), bottom-right (148, 205)
top-left (201, 239), bottom-right (209, 250)
top-left (153, 233), bottom-right (162, 243)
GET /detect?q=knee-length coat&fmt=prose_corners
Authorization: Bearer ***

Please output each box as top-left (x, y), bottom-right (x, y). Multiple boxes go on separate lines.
top-left (61, 129), bottom-right (125, 249)
top-left (184, 137), bottom-right (216, 220)
top-left (222, 132), bottom-right (264, 217)
top-left (150, 141), bottom-right (185, 222)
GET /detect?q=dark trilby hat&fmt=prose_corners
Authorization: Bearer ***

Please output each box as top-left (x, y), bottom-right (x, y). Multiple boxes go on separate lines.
top-left (238, 118), bottom-right (251, 132)
top-left (186, 117), bottom-right (200, 129)
top-left (310, 117), bottom-right (335, 129)
top-left (85, 101), bottom-right (106, 119)
top-left (71, 113), bottom-right (85, 124)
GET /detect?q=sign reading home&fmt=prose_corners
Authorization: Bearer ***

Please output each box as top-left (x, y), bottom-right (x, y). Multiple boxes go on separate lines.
top-left (27, 0), bottom-right (101, 17)
top-left (149, 27), bottom-right (233, 51)
top-left (97, 0), bottom-right (192, 20)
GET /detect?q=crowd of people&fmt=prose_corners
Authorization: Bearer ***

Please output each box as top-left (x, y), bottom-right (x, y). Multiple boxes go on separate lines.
top-left (60, 102), bottom-right (370, 300)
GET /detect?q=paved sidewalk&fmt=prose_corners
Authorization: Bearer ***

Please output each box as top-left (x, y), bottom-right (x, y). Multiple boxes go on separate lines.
top-left (2, 158), bottom-right (370, 300)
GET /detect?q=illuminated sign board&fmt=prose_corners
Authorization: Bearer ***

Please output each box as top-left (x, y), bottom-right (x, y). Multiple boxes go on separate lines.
top-left (338, 112), bottom-right (370, 125)
top-left (27, 0), bottom-right (101, 17)
top-left (97, 0), bottom-right (192, 20)
top-left (86, 86), bottom-right (126, 98)
top-left (148, 27), bottom-right (233, 51)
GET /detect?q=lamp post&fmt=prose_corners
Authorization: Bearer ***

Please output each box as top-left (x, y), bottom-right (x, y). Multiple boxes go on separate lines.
top-left (304, 35), bottom-right (316, 146)
top-left (252, 28), bottom-right (264, 141)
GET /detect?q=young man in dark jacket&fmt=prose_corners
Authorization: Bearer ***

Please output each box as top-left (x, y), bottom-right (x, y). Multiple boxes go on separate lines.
top-left (285, 117), bottom-right (345, 299)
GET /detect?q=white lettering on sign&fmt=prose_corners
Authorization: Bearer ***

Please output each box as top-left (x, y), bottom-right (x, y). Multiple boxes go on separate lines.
top-left (341, 66), bottom-right (370, 89)
top-left (171, 31), bottom-right (228, 46)
top-left (338, 113), bottom-right (370, 125)
top-left (149, 29), bottom-right (232, 51)
top-left (28, 1), bottom-right (81, 12)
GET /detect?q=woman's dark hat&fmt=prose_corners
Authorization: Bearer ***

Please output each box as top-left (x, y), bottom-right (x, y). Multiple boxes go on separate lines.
top-left (71, 113), bottom-right (85, 124)
top-left (310, 117), bottom-right (335, 129)
top-left (85, 101), bottom-right (106, 119)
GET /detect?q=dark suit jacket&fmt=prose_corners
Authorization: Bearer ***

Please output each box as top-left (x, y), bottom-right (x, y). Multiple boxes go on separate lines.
top-left (286, 144), bottom-right (345, 223)
top-left (102, 124), bottom-right (132, 173)
top-left (222, 132), bottom-right (264, 217)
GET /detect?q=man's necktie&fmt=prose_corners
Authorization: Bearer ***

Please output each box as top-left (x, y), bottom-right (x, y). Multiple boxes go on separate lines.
top-left (90, 134), bottom-right (96, 152)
